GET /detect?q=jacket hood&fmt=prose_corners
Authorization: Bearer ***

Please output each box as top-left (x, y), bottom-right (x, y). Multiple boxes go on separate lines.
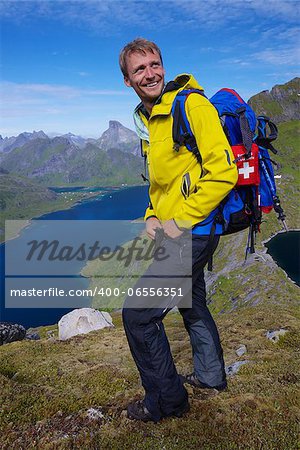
top-left (166, 73), bottom-right (204, 93)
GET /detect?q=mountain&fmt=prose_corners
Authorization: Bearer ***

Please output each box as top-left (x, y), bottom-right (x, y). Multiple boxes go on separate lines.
top-left (0, 171), bottom-right (56, 211)
top-left (0, 123), bottom-right (143, 185)
top-left (0, 121), bottom-right (140, 157)
top-left (61, 133), bottom-right (89, 149)
top-left (0, 130), bottom-right (48, 153)
top-left (248, 77), bottom-right (300, 123)
top-left (96, 120), bottom-right (140, 156)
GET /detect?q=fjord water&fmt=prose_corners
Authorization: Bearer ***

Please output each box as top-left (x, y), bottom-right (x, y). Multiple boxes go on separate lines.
top-left (265, 230), bottom-right (300, 286)
top-left (0, 185), bottom-right (149, 328)
top-left (1, 186), bottom-right (299, 329)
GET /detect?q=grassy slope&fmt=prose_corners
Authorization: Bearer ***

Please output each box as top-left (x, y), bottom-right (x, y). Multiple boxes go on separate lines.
top-left (0, 302), bottom-right (299, 449)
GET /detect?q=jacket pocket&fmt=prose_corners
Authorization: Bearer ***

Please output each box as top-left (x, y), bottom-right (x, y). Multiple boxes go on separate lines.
top-left (181, 172), bottom-right (191, 200)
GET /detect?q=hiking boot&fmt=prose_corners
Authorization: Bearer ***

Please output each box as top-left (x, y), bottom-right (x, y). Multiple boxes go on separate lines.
top-left (180, 372), bottom-right (227, 391)
top-left (127, 400), bottom-right (154, 422)
top-left (166, 400), bottom-right (190, 418)
top-left (127, 399), bottom-right (190, 422)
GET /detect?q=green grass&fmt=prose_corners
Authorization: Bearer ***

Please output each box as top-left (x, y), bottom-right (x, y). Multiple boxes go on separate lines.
top-left (1, 302), bottom-right (299, 449)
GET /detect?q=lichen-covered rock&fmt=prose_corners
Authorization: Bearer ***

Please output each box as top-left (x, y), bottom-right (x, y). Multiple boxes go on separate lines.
top-left (58, 308), bottom-right (114, 341)
top-left (225, 360), bottom-right (250, 377)
top-left (266, 328), bottom-right (288, 343)
top-left (25, 332), bottom-right (40, 341)
top-left (0, 322), bottom-right (26, 345)
top-left (236, 344), bottom-right (247, 356)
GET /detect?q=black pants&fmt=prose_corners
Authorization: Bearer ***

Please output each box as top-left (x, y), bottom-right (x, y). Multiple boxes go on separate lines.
top-left (122, 234), bottom-right (226, 421)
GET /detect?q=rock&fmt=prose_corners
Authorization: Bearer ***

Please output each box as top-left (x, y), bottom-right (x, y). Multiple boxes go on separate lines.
top-left (225, 360), bottom-right (250, 377)
top-left (58, 308), bottom-right (114, 340)
top-left (25, 332), bottom-right (40, 340)
top-left (236, 344), bottom-right (247, 357)
top-left (0, 322), bottom-right (26, 345)
top-left (266, 328), bottom-right (288, 343)
top-left (86, 408), bottom-right (104, 420)
top-left (46, 330), bottom-right (56, 339)
top-left (98, 120), bottom-right (140, 155)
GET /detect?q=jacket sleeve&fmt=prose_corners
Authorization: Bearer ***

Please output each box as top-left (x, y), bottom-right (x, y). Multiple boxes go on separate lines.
top-left (173, 94), bottom-right (238, 228)
top-left (144, 202), bottom-right (157, 221)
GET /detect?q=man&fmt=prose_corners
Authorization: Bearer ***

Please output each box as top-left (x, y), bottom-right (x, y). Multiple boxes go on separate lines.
top-left (119, 38), bottom-right (238, 422)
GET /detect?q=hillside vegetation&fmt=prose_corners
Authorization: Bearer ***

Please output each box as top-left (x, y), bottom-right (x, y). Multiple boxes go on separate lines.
top-left (0, 300), bottom-right (299, 449)
top-left (248, 77), bottom-right (300, 123)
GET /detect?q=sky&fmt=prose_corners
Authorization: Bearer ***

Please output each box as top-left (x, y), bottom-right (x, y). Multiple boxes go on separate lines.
top-left (0, 0), bottom-right (299, 138)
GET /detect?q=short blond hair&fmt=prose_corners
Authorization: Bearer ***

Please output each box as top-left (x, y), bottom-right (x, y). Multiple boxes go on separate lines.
top-left (119, 38), bottom-right (163, 77)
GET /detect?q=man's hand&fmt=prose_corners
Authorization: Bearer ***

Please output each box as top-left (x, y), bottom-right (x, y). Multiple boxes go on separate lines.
top-left (146, 217), bottom-right (162, 240)
top-left (162, 220), bottom-right (183, 239)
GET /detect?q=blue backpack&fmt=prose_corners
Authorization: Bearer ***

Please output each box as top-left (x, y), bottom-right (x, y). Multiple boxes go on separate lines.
top-left (172, 88), bottom-right (287, 266)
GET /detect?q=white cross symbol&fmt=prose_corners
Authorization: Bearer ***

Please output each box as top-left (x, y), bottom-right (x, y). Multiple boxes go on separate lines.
top-left (239, 161), bottom-right (254, 179)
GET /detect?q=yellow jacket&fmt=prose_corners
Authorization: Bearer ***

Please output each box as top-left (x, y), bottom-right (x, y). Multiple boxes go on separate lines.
top-left (134, 74), bottom-right (238, 228)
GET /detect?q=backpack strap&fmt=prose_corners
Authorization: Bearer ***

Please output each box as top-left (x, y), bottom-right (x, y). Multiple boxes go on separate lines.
top-left (172, 89), bottom-right (204, 164)
top-left (140, 139), bottom-right (149, 183)
top-left (256, 115), bottom-right (278, 154)
top-left (236, 106), bottom-right (254, 158)
top-left (172, 88), bottom-right (219, 270)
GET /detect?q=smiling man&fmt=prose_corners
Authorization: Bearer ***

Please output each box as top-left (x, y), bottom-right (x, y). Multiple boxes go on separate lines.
top-left (123, 46), bottom-right (165, 113)
top-left (119, 38), bottom-right (238, 422)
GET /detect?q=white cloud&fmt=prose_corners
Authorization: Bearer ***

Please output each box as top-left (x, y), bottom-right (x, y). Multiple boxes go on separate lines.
top-left (178, 0), bottom-right (299, 23)
top-left (0, 80), bottom-right (134, 137)
top-left (252, 46), bottom-right (300, 66)
top-left (0, 1), bottom-right (177, 34)
top-left (0, 81), bottom-right (130, 100)
top-left (2, 0), bottom-right (297, 34)
top-left (219, 57), bottom-right (252, 67)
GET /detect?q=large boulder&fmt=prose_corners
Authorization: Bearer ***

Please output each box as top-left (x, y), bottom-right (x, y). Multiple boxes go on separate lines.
top-left (58, 308), bottom-right (114, 341)
top-left (0, 322), bottom-right (26, 345)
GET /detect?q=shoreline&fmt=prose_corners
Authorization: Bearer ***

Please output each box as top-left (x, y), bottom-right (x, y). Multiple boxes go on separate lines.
top-left (261, 227), bottom-right (300, 247)
top-left (261, 228), bottom-right (300, 288)
top-left (1, 183), bottom-right (145, 245)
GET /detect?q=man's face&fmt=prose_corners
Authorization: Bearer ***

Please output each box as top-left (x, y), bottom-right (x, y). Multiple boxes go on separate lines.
top-left (124, 49), bottom-right (165, 106)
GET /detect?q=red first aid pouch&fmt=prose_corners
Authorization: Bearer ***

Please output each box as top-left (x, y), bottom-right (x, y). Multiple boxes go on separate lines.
top-left (232, 143), bottom-right (260, 186)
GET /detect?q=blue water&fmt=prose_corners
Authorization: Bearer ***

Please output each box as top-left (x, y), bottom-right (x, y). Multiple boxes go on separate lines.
top-left (2, 186), bottom-right (298, 329)
top-left (0, 185), bottom-right (148, 328)
top-left (265, 231), bottom-right (300, 286)
top-left (49, 186), bottom-right (118, 194)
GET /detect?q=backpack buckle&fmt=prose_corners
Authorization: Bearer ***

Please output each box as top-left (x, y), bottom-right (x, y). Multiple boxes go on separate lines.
top-left (236, 106), bottom-right (246, 115)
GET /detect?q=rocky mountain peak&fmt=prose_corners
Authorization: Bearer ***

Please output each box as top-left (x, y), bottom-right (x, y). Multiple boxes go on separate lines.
top-left (97, 121), bottom-right (139, 155)
top-left (248, 77), bottom-right (300, 123)
top-left (109, 120), bottom-right (123, 129)
top-left (0, 130), bottom-right (49, 153)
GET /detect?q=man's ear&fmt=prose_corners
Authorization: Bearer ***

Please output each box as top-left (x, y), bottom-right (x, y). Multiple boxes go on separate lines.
top-left (124, 76), bottom-right (131, 88)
